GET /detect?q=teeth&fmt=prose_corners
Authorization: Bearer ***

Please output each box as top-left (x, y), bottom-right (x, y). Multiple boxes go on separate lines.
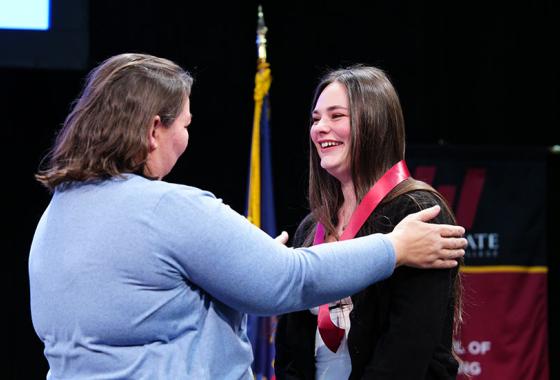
top-left (321, 141), bottom-right (340, 148)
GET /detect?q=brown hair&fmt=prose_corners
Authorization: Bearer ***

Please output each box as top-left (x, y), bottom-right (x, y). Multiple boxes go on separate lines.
top-left (308, 65), bottom-right (406, 234)
top-left (36, 53), bottom-right (193, 190)
top-left (306, 64), bottom-right (463, 336)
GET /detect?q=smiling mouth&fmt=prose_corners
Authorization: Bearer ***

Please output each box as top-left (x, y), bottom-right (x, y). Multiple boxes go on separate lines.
top-left (320, 141), bottom-right (342, 149)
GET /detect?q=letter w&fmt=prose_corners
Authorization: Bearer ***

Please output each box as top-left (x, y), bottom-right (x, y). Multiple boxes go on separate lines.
top-left (413, 166), bottom-right (486, 230)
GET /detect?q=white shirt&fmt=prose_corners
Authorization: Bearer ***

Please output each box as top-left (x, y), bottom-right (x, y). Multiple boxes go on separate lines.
top-left (312, 297), bottom-right (354, 379)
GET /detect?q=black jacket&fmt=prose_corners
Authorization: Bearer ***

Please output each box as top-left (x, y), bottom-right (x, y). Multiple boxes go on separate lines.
top-left (275, 190), bottom-right (459, 379)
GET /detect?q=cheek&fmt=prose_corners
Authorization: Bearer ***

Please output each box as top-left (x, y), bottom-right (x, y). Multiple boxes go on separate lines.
top-left (174, 130), bottom-right (189, 154)
top-left (341, 124), bottom-right (351, 141)
top-left (309, 130), bottom-right (322, 153)
top-left (309, 126), bottom-right (319, 143)
top-left (181, 131), bottom-right (189, 151)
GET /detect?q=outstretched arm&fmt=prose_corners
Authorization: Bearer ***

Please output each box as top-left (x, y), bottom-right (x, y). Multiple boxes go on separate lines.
top-left (156, 188), bottom-right (465, 315)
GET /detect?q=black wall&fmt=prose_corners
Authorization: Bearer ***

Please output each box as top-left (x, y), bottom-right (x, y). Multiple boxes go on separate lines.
top-left (6, 0), bottom-right (558, 378)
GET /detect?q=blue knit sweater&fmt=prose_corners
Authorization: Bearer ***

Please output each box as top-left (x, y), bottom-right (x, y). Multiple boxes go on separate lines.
top-left (29, 174), bottom-right (395, 379)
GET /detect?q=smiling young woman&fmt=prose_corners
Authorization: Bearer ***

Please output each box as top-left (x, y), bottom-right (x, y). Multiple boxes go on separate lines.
top-left (275, 65), bottom-right (463, 380)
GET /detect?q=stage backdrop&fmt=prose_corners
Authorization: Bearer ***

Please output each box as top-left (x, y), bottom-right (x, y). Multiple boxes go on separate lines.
top-left (408, 146), bottom-right (549, 380)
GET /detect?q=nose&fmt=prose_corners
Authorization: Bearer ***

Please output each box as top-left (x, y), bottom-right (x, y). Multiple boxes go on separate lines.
top-left (311, 117), bottom-right (330, 136)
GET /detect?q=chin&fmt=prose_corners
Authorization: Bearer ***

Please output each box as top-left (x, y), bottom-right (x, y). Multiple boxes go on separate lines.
top-left (321, 160), bottom-right (340, 171)
top-left (321, 166), bottom-right (339, 179)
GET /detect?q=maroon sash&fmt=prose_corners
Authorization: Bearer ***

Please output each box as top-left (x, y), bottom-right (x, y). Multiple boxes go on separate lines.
top-left (314, 160), bottom-right (410, 352)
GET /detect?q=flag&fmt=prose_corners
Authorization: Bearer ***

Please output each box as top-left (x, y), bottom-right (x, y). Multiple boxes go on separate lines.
top-left (245, 56), bottom-right (277, 379)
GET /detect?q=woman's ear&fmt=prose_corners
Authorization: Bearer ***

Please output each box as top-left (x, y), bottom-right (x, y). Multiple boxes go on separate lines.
top-left (148, 115), bottom-right (162, 151)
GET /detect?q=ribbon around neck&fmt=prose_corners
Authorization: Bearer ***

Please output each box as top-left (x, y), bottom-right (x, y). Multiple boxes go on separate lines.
top-left (314, 160), bottom-right (410, 353)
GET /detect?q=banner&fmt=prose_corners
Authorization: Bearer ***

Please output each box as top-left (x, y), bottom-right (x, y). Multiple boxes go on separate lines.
top-left (408, 146), bottom-right (549, 379)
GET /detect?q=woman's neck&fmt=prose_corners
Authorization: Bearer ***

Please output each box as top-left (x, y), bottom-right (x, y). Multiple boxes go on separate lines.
top-left (337, 180), bottom-right (357, 234)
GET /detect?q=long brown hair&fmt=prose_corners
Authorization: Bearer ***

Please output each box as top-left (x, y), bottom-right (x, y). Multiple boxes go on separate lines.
top-left (309, 65), bottom-right (406, 235)
top-left (36, 53), bottom-right (193, 191)
top-left (306, 65), bottom-right (463, 335)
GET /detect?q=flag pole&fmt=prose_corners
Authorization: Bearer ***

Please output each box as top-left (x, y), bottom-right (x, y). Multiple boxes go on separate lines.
top-left (257, 5), bottom-right (268, 63)
top-left (246, 6), bottom-right (278, 380)
top-left (248, 5), bottom-right (271, 228)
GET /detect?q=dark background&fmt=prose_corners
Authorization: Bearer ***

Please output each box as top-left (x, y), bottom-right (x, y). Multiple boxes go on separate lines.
top-left (5, 0), bottom-right (558, 378)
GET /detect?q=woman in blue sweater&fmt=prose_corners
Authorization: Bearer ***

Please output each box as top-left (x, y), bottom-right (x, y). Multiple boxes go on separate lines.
top-left (29, 54), bottom-right (465, 379)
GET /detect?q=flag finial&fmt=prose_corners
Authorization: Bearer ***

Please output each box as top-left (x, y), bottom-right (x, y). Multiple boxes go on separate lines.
top-left (256, 5), bottom-right (268, 62)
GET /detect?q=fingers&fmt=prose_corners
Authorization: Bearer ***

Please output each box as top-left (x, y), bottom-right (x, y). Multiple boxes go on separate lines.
top-left (426, 249), bottom-right (464, 269)
top-left (431, 259), bottom-right (459, 269)
top-left (440, 237), bottom-right (468, 250)
top-left (439, 224), bottom-right (466, 237)
top-left (445, 248), bottom-right (465, 259)
top-left (405, 205), bottom-right (441, 222)
top-left (275, 231), bottom-right (289, 245)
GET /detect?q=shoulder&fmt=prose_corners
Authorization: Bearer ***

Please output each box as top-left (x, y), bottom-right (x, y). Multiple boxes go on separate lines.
top-left (381, 190), bottom-right (454, 225)
top-left (399, 190), bottom-right (443, 210)
top-left (128, 174), bottom-right (216, 199)
top-left (293, 213), bottom-right (316, 248)
top-left (110, 174), bottom-right (222, 214)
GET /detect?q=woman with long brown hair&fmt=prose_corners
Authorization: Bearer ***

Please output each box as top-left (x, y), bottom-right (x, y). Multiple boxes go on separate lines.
top-left (275, 65), bottom-right (462, 379)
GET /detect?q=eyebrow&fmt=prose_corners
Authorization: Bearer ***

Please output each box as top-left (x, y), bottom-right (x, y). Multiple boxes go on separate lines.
top-left (312, 105), bottom-right (349, 114)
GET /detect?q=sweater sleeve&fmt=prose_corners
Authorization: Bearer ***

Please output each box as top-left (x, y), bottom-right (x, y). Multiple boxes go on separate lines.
top-left (151, 187), bottom-right (396, 315)
top-left (361, 192), bottom-right (458, 379)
